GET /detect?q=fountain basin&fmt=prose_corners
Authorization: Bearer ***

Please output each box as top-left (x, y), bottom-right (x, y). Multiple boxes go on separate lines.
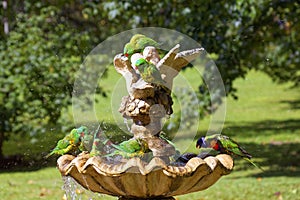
top-left (57, 153), bottom-right (233, 199)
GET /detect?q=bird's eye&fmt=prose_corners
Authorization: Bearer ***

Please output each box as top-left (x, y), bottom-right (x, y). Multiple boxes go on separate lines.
top-left (124, 53), bottom-right (129, 57)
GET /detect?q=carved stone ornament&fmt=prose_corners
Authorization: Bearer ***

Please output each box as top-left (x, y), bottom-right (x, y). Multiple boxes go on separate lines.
top-left (57, 43), bottom-right (233, 199)
top-left (58, 153), bottom-right (233, 198)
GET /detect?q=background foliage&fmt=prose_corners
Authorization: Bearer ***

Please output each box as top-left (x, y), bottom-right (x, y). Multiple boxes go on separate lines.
top-left (0, 0), bottom-right (299, 159)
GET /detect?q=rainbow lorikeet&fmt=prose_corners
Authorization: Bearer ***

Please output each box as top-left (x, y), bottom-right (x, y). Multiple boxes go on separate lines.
top-left (123, 34), bottom-right (160, 57)
top-left (196, 134), bottom-right (264, 171)
top-left (45, 126), bottom-right (88, 158)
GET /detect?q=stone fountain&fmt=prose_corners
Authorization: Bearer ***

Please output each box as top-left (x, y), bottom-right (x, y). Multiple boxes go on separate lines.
top-left (57, 40), bottom-right (233, 199)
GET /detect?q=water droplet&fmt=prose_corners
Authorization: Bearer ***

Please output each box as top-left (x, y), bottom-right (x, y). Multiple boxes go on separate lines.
top-left (123, 118), bottom-right (131, 132)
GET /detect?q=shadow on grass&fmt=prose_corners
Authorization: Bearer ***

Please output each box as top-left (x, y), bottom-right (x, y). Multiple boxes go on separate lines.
top-left (280, 99), bottom-right (300, 110)
top-left (223, 119), bottom-right (300, 135)
top-left (0, 122), bottom-right (131, 173)
top-left (232, 141), bottom-right (300, 177)
top-left (173, 118), bottom-right (300, 177)
top-left (0, 155), bottom-right (57, 172)
top-left (219, 119), bottom-right (300, 177)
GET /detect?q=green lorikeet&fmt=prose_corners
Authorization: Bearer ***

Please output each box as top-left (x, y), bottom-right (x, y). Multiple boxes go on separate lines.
top-left (112, 139), bottom-right (142, 153)
top-left (88, 125), bottom-right (112, 157)
top-left (106, 138), bottom-right (149, 159)
top-left (46, 126), bottom-right (88, 158)
top-left (134, 58), bottom-right (165, 85)
top-left (123, 34), bottom-right (160, 57)
top-left (196, 134), bottom-right (264, 171)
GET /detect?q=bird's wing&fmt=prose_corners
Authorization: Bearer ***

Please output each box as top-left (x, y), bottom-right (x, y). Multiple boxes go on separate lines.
top-left (136, 38), bottom-right (159, 50)
top-left (220, 136), bottom-right (240, 149)
top-left (130, 34), bottom-right (145, 43)
top-left (220, 136), bottom-right (252, 158)
top-left (124, 140), bottom-right (141, 152)
top-left (56, 139), bottom-right (71, 149)
top-left (111, 143), bottom-right (126, 152)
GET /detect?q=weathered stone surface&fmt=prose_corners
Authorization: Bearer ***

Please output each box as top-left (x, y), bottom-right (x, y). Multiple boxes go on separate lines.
top-left (57, 45), bottom-right (232, 199)
top-left (57, 154), bottom-right (233, 198)
top-left (118, 94), bottom-right (171, 125)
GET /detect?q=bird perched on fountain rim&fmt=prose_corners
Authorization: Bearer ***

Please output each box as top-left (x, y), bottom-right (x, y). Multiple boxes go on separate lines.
top-left (45, 126), bottom-right (88, 158)
top-left (105, 138), bottom-right (149, 159)
top-left (123, 34), bottom-right (160, 58)
top-left (46, 125), bottom-right (112, 158)
top-left (196, 134), bottom-right (264, 171)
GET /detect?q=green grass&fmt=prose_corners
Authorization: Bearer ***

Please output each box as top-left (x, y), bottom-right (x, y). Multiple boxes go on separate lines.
top-left (0, 168), bottom-right (64, 200)
top-left (1, 69), bottom-right (299, 199)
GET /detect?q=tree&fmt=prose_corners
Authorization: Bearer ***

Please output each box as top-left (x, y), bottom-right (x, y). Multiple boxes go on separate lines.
top-left (69, 0), bottom-right (300, 131)
top-left (0, 1), bottom-right (299, 158)
top-left (2, 1), bottom-right (299, 92)
top-left (0, 6), bottom-right (93, 159)
top-left (55, 0), bottom-right (298, 104)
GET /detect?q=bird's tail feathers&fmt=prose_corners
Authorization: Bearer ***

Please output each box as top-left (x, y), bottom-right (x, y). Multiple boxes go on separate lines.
top-left (44, 152), bottom-right (53, 159)
top-left (243, 157), bottom-right (264, 172)
top-left (239, 147), bottom-right (252, 159)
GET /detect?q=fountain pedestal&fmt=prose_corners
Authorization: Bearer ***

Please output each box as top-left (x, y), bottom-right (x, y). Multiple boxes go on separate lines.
top-left (57, 43), bottom-right (234, 199)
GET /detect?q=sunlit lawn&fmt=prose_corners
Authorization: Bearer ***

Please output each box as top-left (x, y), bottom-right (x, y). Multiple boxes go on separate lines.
top-left (1, 69), bottom-right (299, 199)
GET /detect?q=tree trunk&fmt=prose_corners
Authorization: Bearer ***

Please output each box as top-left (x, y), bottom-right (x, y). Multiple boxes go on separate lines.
top-left (2, 0), bottom-right (9, 34)
top-left (0, 131), bottom-right (4, 160)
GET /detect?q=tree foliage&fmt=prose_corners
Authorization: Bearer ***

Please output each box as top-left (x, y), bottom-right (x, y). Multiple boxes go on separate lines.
top-left (0, 6), bottom-right (92, 157)
top-left (0, 0), bottom-right (299, 157)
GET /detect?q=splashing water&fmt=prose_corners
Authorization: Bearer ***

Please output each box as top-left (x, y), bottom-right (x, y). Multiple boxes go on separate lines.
top-left (62, 176), bottom-right (103, 200)
top-left (123, 117), bottom-right (131, 132)
top-left (62, 176), bottom-right (78, 200)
